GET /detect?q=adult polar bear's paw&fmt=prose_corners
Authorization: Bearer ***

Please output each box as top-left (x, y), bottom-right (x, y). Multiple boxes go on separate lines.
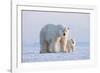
top-left (40, 24), bottom-right (69, 53)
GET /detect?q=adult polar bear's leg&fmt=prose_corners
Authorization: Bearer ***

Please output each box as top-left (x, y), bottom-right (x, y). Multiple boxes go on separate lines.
top-left (40, 26), bottom-right (49, 53)
top-left (40, 24), bottom-right (59, 53)
top-left (49, 37), bottom-right (61, 53)
top-left (40, 24), bottom-right (56, 53)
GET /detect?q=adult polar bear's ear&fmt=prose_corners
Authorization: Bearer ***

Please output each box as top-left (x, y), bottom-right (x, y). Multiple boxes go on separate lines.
top-left (64, 26), bottom-right (69, 31)
top-left (64, 26), bottom-right (70, 36)
top-left (62, 24), bottom-right (69, 30)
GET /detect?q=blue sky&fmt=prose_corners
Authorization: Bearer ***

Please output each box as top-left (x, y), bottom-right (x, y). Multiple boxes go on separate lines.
top-left (22, 10), bottom-right (90, 45)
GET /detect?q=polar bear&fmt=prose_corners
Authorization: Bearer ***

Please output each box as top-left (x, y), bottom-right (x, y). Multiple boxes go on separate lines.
top-left (40, 24), bottom-right (69, 53)
top-left (66, 39), bottom-right (76, 53)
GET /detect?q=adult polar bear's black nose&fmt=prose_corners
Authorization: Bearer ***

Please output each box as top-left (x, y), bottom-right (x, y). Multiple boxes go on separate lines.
top-left (63, 32), bottom-right (66, 36)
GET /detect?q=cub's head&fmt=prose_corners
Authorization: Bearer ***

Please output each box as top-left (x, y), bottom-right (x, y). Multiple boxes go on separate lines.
top-left (70, 39), bottom-right (76, 49)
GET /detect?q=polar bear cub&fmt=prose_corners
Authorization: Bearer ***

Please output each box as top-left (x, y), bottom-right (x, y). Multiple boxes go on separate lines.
top-left (66, 39), bottom-right (76, 53)
top-left (60, 38), bottom-right (76, 53)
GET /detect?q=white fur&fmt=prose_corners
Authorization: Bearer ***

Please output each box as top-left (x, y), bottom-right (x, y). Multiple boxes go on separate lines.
top-left (40, 24), bottom-right (69, 53)
top-left (66, 39), bottom-right (76, 53)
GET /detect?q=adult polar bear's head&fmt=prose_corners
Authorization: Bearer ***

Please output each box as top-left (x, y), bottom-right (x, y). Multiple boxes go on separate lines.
top-left (56, 25), bottom-right (69, 38)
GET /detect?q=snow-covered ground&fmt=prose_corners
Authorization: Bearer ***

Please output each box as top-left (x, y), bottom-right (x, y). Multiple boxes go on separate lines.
top-left (22, 42), bottom-right (90, 62)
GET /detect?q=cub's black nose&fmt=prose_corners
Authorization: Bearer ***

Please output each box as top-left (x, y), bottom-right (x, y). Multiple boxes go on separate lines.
top-left (63, 33), bottom-right (66, 36)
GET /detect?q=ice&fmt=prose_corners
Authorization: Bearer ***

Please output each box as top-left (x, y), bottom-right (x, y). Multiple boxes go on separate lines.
top-left (22, 42), bottom-right (90, 62)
